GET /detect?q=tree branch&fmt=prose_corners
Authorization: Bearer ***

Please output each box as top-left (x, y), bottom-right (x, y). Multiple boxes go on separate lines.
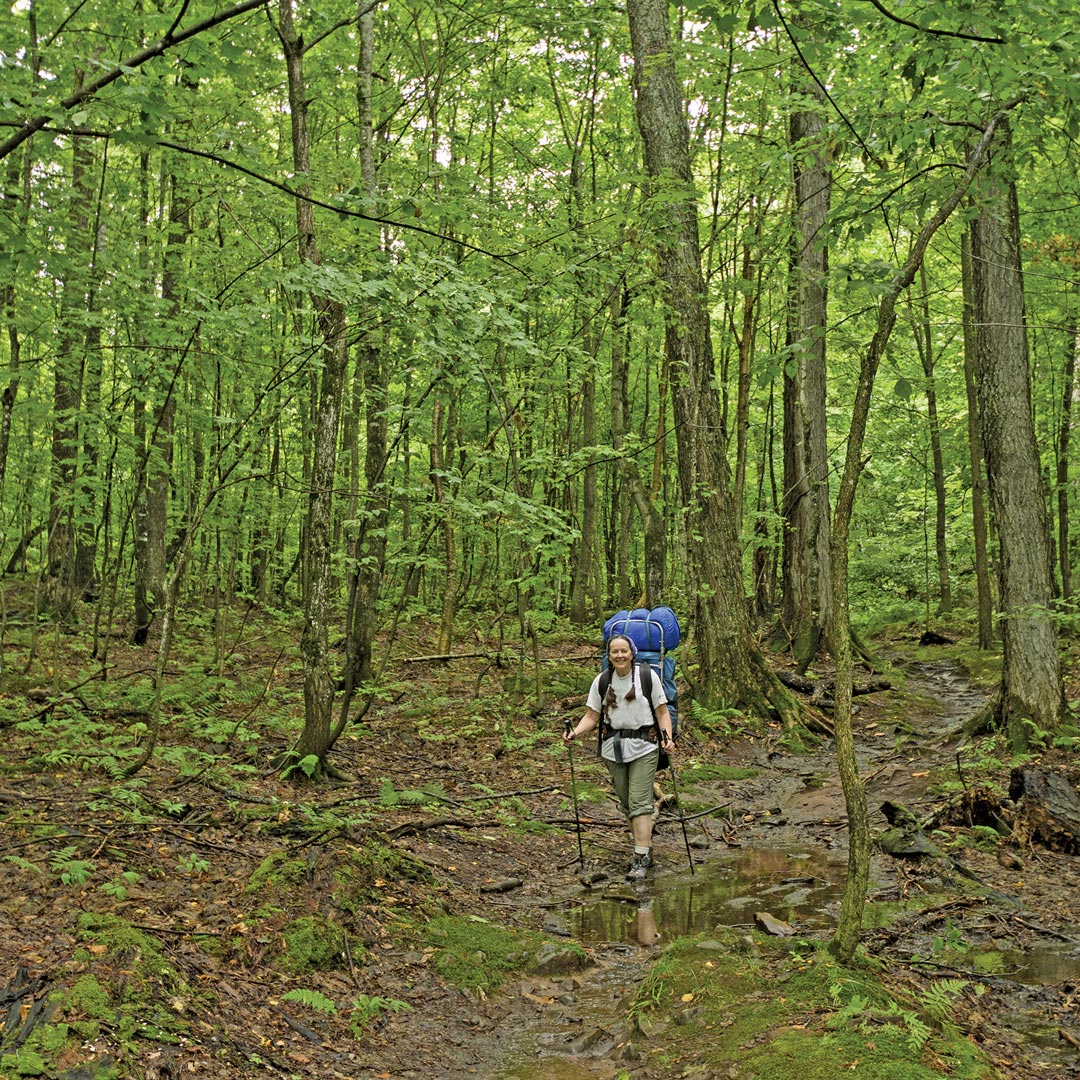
top-left (156, 140), bottom-right (526, 270)
top-left (772, 0), bottom-right (885, 169)
top-left (862, 0), bottom-right (1007, 44)
top-left (0, 0), bottom-right (272, 161)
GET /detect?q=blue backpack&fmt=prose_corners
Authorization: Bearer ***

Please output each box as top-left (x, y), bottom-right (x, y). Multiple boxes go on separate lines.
top-left (599, 607), bottom-right (681, 765)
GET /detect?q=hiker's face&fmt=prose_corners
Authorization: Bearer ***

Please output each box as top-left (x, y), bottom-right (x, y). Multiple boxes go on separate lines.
top-left (608, 638), bottom-right (633, 675)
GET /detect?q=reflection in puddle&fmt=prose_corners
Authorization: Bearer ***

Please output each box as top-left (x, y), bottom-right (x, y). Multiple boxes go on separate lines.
top-left (570, 845), bottom-right (850, 945)
top-left (972, 946), bottom-right (1080, 986)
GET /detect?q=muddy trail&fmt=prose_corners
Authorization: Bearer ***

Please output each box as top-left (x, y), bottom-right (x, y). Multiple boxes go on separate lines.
top-left (2, 629), bottom-right (1079, 1080)
top-left (464, 654), bottom-right (1079, 1080)
top-left (348, 649), bottom-right (1080, 1078)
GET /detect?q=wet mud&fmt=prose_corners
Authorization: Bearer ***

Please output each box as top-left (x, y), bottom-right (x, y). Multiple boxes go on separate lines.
top-left (486, 655), bottom-right (1080, 1079)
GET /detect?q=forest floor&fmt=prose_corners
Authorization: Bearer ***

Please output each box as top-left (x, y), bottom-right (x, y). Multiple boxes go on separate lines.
top-left (1, 609), bottom-right (1079, 1079)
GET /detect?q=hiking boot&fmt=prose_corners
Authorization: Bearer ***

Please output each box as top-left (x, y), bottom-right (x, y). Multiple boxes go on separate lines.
top-left (626, 851), bottom-right (653, 881)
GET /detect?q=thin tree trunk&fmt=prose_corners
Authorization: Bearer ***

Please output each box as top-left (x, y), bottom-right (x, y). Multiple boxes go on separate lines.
top-left (909, 263), bottom-right (952, 613)
top-left (961, 230), bottom-right (995, 648)
top-left (1056, 325), bottom-right (1078, 602)
top-left (344, 2), bottom-right (389, 696)
top-left (829, 98), bottom-right (1021, 963)
top-left (430, 393), bottom-right (458, 656)
top-left (278, 0), bottom-right (350, 770)
top-left (0, 9), bottom-right (36, 499)
top-left (782, 85), bottom-right (833, 667)
top-left (45, 117), bottom-right (96, 619)
top-left (610, 283), bottom-right (666, 606)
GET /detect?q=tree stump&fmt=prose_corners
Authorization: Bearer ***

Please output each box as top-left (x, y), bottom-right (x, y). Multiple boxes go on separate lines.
top-left (1008, 766), bottom-right (1080, 854)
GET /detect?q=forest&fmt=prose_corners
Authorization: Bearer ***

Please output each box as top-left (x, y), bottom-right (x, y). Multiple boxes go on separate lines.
top-left (1, 1), bottom-right (1079, 1078)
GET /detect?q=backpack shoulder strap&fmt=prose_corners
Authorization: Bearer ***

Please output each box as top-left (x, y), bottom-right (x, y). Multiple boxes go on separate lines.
top-left (597, 667), bottom-right (612, 755)
top-left (637, 662), bottom-right (658, 725)
top-left (598, 667), bottom-right (612, 713)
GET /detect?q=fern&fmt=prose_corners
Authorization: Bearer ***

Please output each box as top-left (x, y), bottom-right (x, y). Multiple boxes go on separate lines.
top-left (918, 978), bottom-right (970, 1023)
top-left (885, 1001), bottom-right (933, 1053)
top-left (825, 990), bottom-right (870, 1030)
top-left (3, 855), bottom-right (42, 874)
top-left (349, 993), bottom-right (411, 1034)
top-left (282, 988), bottom-right (338, 1015)
top-left (379, 781), bottom-right (445, 806)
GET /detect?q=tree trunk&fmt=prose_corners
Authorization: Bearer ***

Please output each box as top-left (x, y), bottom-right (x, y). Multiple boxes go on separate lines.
top-left (1, 133), bottom-right (32, 500)
top-left (610, 283), bottom-right (666, 607)
top-left (569, 346), bottom-right (599, 624)
top-left (344, 3), bottom-right (389, 694)
top-left (278, 0), bottom-right (350, 770)
top-left (828, 99), bottom-right (1022, 962)
top-left (961, 230), bottom-right (995, 649)
top-left (1055, 325), bottom-right (1077, 603)
top-left (731, 210), bottom-right (759, 534)
top-left (0, 11), bottom-right (36, 499)
top-left (625, 0), bottom-right (798, 722)
top-left (970, 120), bottom-right (1064, 748)
top-left (430, 392), bottom-right (458, 657)
top-left (45, 116), bottom-right (97, 620)
top-left (910, 263), bottom-right (952, 614)
top-left (782, 86), bottom-right (833, 668)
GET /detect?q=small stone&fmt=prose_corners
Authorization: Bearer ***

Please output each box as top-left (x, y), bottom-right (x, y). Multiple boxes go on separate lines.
top-left (529, 942), bottom-right (588, 976)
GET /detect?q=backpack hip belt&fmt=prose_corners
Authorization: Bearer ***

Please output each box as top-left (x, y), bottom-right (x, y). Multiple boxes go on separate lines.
top-left (601, 723), bottom-right (658, 742)
top-left (602, 723), bottom-right (658, 764)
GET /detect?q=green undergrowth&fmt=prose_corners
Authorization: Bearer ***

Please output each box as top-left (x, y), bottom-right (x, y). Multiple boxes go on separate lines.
top-left (2, 914), bottom-right (193, 1077)
top-left (423, 914), bottom-right (584, 994)
top-left (629, 929), bottom-right (998, 1079)
top-left (678, 761), bottom-right (758, 785)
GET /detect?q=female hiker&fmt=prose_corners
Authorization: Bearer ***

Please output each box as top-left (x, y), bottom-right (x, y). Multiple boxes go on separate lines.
top-left (563, 633), bottom-right (673, 880)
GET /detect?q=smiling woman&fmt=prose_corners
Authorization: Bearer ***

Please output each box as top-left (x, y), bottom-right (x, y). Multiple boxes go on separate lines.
top-left (564, 633), bottom-right (673, 881)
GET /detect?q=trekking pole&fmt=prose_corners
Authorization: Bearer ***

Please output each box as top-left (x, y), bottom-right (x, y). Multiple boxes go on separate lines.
top-left (564, 719), bottom-right (585, 866)
top-left (665, 744), bottom-right (695, 876)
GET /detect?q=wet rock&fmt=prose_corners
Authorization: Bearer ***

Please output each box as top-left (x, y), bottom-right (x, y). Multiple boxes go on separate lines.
top-left (636, 1012), bottom-right (669, 1036)
top-left (755, 911), bottom-right (796, 936)
top-left (529, 942), bottom-right (588, 976)
top-left (567, 1025), bottom-right (614, 1055)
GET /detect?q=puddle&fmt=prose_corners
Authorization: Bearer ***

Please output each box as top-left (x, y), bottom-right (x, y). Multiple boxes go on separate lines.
top-left (972, 945), bottom-right (1080, 985)
top-left (570, 845), bottom-right (850, 945)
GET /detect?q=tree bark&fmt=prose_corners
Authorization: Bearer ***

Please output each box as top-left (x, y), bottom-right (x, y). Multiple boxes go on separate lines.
top-left (961, 230), bottom-right (995, 649)
top-left (782, 84), bottom-right (833, 669)
top-left (969, 120), bottom-right (1064, 747)
top-left (278, 0), bottom-right (350, 770)
top-left (909, 263), bottom-right (952, 614)
top-left (45, 111), bottom-right (96, 619)
top-left (828, 98), bottom-right (1022, 963)
top-left (625, 0), bottom-right (798, 721)
top-left (343, 2), bottom-right (389, 696)
top-left (610, 283), bottom-right (666, 607)
top-left (1055, 325), bottom-right (1078, 602)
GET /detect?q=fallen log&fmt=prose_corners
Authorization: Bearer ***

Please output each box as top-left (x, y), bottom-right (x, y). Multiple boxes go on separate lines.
top-left (777, 671), bottom-right (892, 700)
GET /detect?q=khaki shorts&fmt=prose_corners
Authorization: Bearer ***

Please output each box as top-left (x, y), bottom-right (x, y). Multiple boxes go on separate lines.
top-left (605, 750), bottom-right (659, 819)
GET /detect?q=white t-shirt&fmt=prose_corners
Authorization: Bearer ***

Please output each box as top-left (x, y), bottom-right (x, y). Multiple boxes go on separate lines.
top-left (586, 664), bottom-right (668, 764)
